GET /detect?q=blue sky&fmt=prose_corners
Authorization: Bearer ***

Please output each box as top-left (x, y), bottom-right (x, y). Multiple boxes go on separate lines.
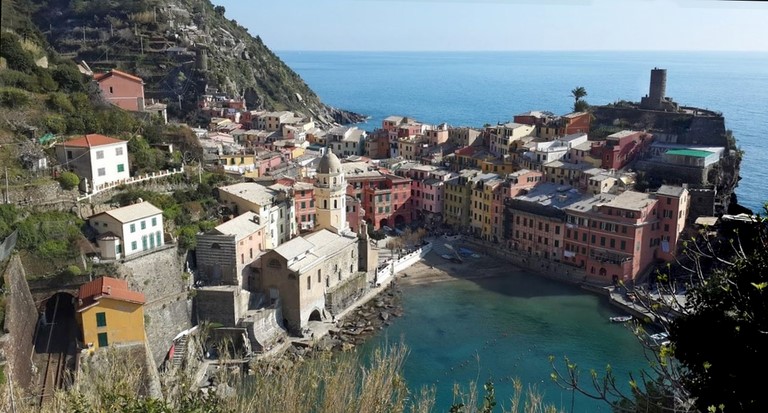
top-left (212, 0), bottom-right (768, 51)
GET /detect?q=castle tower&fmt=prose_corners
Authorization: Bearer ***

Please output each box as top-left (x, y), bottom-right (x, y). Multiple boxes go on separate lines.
top-left (315, 151), bottom-right (348, 234)
top-left (648, 68), bottom-right (667, 105)
top-left (640, 67), bottom-right (676, 111)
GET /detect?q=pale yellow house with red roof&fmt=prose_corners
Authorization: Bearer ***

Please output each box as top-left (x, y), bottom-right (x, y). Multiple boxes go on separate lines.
top-left (55, 134), bottom-right (130, 190)
top-left (76, 276), bottom-right (146, 350)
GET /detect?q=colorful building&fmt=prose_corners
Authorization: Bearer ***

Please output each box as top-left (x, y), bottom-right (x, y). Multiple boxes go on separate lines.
top-left (94, 69), bottom-right (145, 112)
top-left (505, 183), bottom-right (584, 259)
top-left (468, 173), bottom-right (502, 240)
top-left (444, 169), bottom-right (481, 228)
top-left (76, 277), bottom-right (146, 350)
top-left (55, 134), bottom-right (130, 191)
top-left (293, 182), bottom-right (316, 232)
top-left (488, 122), bottom-right (535, 156)
top-left (592, 130), bottom-right (653, 170)
top-left (88, 201), bottom-right (164, 260)
top-left (343, 163), bottom-right (412, 230)
top-left (196, 212), bottom-right (266, 288)
top-left (562, 186), bottom-right (689, 283)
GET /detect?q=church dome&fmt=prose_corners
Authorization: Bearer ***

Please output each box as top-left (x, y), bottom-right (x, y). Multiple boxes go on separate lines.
top-left (317, 150), bottom-right (342, 174)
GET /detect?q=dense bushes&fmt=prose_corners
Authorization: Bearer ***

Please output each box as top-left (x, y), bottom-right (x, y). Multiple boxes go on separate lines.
top-left (0, 32), bottom-right (36, 73)
top-left (16, 210), bottom-right (83, 259)
top-left (0, 87), bottom-right (30, 108)
top-left (58, 171), bottom-right (80, 190)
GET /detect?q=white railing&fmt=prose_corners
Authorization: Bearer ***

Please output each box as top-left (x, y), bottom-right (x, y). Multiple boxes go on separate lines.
top-left (376, 242), bottom-right (433, 283)
top-left (77, 168), bottom-right (184, 201)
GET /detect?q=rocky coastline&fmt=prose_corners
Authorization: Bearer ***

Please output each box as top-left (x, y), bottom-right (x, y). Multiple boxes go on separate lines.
top-left (263, 282), bottom-right (404, 366)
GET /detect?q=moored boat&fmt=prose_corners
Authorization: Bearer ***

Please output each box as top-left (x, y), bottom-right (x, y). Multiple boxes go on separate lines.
top-left (609, 315), bottom-right (633, 323)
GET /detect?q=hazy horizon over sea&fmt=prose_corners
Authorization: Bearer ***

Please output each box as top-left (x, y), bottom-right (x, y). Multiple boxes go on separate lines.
top-left (278, 50), bottom-right (767, 213)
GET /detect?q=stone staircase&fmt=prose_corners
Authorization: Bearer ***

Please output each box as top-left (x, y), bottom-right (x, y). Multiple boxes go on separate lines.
top-left (171, 335), bottom-right (188, 368)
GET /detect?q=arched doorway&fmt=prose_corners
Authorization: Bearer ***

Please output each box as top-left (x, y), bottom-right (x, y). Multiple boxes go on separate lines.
top-left (309, 309), bottom-right (322, 322)
top-left (379, 218), bottom-right (389, 229)
top-left (394, 215), bottom-right (406, 227)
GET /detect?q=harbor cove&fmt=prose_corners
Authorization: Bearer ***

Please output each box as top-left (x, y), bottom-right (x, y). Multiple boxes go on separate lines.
top-left (357, 242), bottom-right (649, 412)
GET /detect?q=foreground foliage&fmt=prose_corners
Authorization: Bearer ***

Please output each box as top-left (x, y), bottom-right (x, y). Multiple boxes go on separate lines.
top-left (1, 344), bottom-right (563, 413)
top-left (552, 204), bottom-right (768, 412)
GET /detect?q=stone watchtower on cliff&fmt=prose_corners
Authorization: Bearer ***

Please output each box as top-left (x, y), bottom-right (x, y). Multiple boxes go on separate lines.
top-left (640, 68), bottom-right (679, 112)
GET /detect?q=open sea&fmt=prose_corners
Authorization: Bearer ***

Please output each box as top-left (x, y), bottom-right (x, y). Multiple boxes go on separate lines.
top-left (279, 51), bottom-right (767, 213)
top-left (275, 51), bottom-right (768, 411)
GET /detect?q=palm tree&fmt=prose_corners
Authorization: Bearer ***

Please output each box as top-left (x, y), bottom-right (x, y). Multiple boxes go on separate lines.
top-left (571, 86), bottom-right (587, 103)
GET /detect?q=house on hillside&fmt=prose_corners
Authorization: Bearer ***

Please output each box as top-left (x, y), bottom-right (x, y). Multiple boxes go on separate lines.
top-left (88, 201), bottom-right (165, 260)
top-left (94, 69), bottom-right (167, 122)
top-left (76, 276), bottom-right (146, 350)
top-left (55, 134), bottom-right (130, 191)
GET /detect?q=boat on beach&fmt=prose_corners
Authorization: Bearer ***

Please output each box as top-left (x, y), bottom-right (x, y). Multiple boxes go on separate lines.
top-left (609, 315), bottom-right (633, 323)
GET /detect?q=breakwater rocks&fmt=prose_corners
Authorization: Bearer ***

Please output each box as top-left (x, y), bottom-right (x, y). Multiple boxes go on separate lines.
top-left (262, 283), bottom-right (404, 370)
top-left (332, 283), bottom-right (404, 348)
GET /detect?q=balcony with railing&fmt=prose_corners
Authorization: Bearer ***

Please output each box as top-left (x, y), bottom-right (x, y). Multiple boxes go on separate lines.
top-left (589, 248), bottom-right (633, 265)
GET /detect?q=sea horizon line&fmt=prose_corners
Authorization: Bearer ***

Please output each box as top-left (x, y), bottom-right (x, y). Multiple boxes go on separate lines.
top-left (275, 49), bottom-right (768, 54)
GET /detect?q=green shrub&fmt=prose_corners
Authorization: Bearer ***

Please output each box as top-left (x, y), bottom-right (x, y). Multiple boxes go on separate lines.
top-left (52, 64), bottom-right (86, 93)
top-left (58, 171), bottom-right (80, 190)
top-left (47, 92), bottom-right (76, 113)
top-left (0, 69), bottom-right (37, 90)
top-left (0, 32), bottom-right (36, 74)
top-left (64, 265), bottom-right (82, 277)
top-left (0, 87), bottom-right (30, 108)
top-left (44, 114), bottom-right (68, 134)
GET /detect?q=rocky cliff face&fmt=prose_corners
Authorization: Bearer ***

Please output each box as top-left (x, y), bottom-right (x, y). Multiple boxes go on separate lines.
top-left (28, 0), bottom-right (364, 125)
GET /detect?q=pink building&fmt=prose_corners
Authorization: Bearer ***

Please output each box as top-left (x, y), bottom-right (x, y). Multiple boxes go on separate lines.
top-left (503, 169), bottom-right (544, 198)
top-left (293, 182), bottom-right (316, 232)
top-left (591, 130), bottom-right (653, 170)
top-left (346, 195), bottom-right (364, 234)
top-left (195, 211), bottom-right (266, 289)
top-left (94, 69), bottom-right (145, 112)
top-left (563, 186), bottom-right (688, 284)
top-left (254, 151), bottom-right (284, 176)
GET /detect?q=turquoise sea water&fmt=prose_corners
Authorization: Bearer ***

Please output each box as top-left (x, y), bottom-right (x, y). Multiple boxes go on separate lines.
top-left (278, 51), bottom-right (768, 213)
top-left (357, 274), bottom-right (647, 412)
top-left (273, 51), bottom-right (767, 411)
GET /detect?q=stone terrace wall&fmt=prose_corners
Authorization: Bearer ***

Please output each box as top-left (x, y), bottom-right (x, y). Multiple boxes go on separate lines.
top-left (114, 247), bottom-right (192, 366)
top-left (0, 255), bottom-right (39, 392)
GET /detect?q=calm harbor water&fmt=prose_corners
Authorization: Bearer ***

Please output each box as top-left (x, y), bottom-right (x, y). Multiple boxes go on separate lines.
top-left (357, 273), bottom-right (647, 412)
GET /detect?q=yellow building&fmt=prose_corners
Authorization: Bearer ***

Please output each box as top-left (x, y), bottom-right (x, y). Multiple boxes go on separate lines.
top-left (469, 175), bottom-right (503, 240)
top-left (76, 277), bottom-right (146, 350)
top-left (444, 169), bottom-right (480, 228)
top-left (480, 157), bottom-right (518, 175)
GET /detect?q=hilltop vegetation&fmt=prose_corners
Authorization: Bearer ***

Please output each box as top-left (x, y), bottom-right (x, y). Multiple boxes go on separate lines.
top-left (26, 0), bottom-right (363, 124)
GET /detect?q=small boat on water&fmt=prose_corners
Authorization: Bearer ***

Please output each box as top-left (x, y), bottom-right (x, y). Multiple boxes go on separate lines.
top-left (610, 315), bottom-right (633, 323)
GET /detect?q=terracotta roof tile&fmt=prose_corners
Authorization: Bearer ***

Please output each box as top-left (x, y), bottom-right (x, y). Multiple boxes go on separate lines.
top-left (94, 69), bottom-right (144, 84)
top-left (77, 276), bottom-right (145, 310)
top-left (57, 134), bottom-right (125, 148)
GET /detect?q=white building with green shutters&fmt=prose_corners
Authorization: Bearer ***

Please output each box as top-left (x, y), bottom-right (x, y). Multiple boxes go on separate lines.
top-left (88, 201), bottom-right (164, 259)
